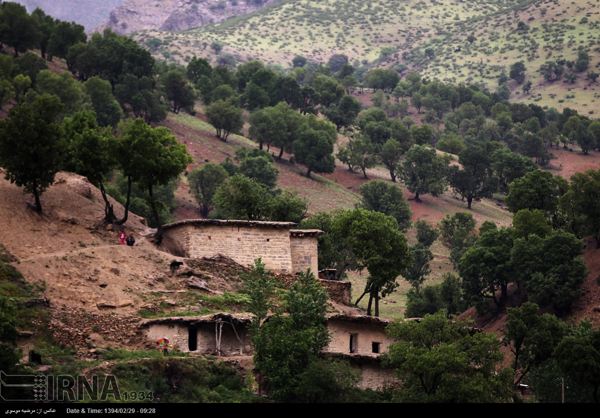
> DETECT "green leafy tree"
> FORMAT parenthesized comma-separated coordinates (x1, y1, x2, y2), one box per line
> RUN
(239, 154, 278, 189)
(269, 190, 308, 223)
(336, 209, 410, 316)
(84, 76, 123, 127)
(410, 124, 435, 146)
(506, 170, 568, 219)
(187, 56, 212, 85)
(450, 143, 497, 209)
(561, 170, 600, 247)
(293, 116, 336, 178)
(385, 312, 513, 402)
(251, 270, 356, 402)
(509, 61, 527, 84)
(205, 99, 243, 141)
(404, 244, 433, 292)
(346, 136, 378, 179)
(0, 2, 39, 57)
(504, 302, 567, 387)
(459, 227, 515, 312)
(312, 74, 344, 107)
(400, 144, 449, 202)
(114, 74, 166, 122)
(63, 111, 117, 222)
(554, 323, 600, 403)
(491, 147, 536, 193)
(67, 30, 154, 85)
(415, 220, 438, 247)
(114, 119, 191, 230)
(31, 8, 54, 60)
(161, 69, 195, 114)
(439, 212, 477, 268)
(380, 138, 404, 182)
(13, 52, 47, 83)
(0, 93, 64, 212)
(212, 174, 273, 220)
(511, 230, 586, 314)
(358, 181, 411, 231)
(323, 95, 361, 130)
(299, 211, 360, 279)
(47, 20, 86, 59)
(365, 69, 399, 92)
(512, 209, 552, 239)
(35, 69, 88, 114)
(188, 164, 229, 217)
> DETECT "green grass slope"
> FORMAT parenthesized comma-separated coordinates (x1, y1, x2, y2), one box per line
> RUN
(399, 0, 600, 114)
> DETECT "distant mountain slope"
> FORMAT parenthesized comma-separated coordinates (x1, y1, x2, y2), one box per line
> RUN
(9, 0, 125, 30)
(103, 0, 280, 34)
(394, 0, 600, 114)
(136, 0, 528, 65)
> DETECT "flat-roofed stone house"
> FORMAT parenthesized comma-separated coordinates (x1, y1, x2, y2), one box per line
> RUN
(159, 219, 322, 274)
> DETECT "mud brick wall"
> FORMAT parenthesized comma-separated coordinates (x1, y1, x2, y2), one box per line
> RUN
(290, 235, 319, 274)
(325, 320, 393, 356)
(319, 279, 352, 305)
(165, 224, 294, 273)
(144, 323, 189, 352)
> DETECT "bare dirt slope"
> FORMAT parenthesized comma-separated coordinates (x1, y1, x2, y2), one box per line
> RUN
(0, 171, 253, 353)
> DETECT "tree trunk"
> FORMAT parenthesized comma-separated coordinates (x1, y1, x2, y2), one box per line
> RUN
(374, 293, 380, 317)
(389, 170, 396, 182)
(415, 191, 421, 202)
(116, 176, 132, 225)
(366, 294, 373, 316)
(306, 168, 312, 178)
(200, 204, 210, 218)
(32, 186, 42, 213)
(278, 147, 284, 160)
(362, 167, 368, 179)
(99, 182, 116, 223)
(467, 195, 473, 209)
(148, 185, 163, 243)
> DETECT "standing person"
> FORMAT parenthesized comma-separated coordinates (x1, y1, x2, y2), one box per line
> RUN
(119, 230, 126, 245)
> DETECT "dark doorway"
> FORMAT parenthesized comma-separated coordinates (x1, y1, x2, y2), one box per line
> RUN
(349, 333, 358, 353)
(372, 342, 381, 354)
(188, 326, 197, 351)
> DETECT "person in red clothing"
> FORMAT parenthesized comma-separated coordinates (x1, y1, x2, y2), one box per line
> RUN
(119, 230, 126, 245)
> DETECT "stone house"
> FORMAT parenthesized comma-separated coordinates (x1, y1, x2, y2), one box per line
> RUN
(141, 313, 253, 356)
(159, 219, 322, 274)
(141, 312, 398, 389)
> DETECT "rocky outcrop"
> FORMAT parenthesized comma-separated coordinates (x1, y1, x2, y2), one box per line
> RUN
(102, 0, 279, 34)
(13, 0, 125, 31)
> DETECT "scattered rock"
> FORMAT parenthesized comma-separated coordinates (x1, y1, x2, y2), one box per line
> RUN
(116, 300, 134, 308)
(110, 268, 120, 276)
(97, 302, 117, 309)
(187, 278, 210, 291)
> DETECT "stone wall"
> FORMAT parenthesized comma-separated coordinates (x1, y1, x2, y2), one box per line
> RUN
(290, 235, 319, 274)
(325, 318, 393, 356)
(144, 323, 189, 352)
(319, 279, 352, 305)
(163, 224, 294, 273)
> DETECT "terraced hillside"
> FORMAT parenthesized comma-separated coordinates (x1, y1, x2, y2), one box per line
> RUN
(136, 0, 526, 65)
(398, 0, 600, 114)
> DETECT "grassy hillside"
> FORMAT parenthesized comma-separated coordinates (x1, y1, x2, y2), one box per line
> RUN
(138, 0, 599, 112)
(400, 0, 600, 114)
(136, 0, 526, 65)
